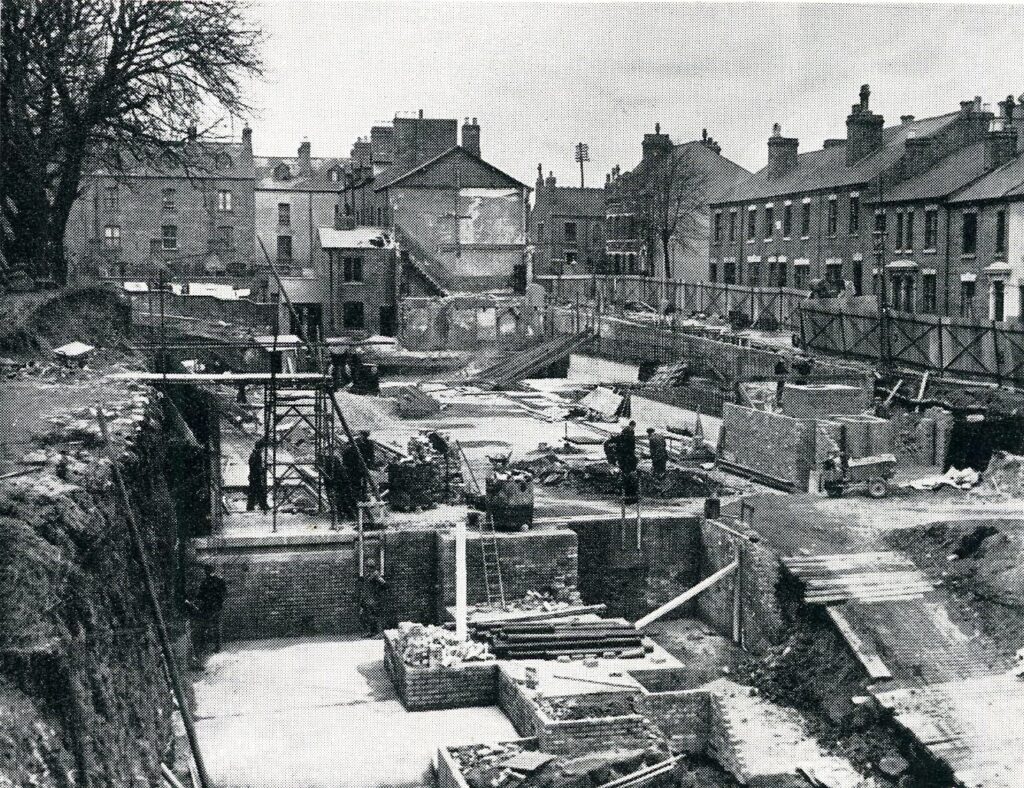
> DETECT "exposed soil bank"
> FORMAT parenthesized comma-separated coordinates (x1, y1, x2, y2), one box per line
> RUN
(0, 377, 196, 785)
(886, 518, 1024, 658)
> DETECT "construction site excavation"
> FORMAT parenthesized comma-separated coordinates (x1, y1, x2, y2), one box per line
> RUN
(6, 281, 1024, 788)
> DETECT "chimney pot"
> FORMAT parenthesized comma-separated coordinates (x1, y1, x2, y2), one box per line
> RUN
(472, 117, 477, 124)
(187, 124, 197, 141)
(418, 109, 424, 118)
(860, 84, 871, 110)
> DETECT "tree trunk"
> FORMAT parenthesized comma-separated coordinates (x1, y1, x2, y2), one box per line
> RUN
(661, 232, 672, 282)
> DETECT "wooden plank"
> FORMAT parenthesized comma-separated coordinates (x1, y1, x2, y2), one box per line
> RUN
(826, 606, 893, 679)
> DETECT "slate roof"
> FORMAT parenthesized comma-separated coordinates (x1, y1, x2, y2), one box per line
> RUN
(878, 141, 988, 203)
(90, 140, 253, 179)
(534, 186, 606, 219)
(373, 146, 527, 191)
(715, 112, 960, 204)
(949, 153, 1024, 203)
(255, 155, 351, 190)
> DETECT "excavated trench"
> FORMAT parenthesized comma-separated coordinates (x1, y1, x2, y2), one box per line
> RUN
(0, 379, 208, 786)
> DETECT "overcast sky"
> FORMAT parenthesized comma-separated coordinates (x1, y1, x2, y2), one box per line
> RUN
(238, 1, 1024, 186)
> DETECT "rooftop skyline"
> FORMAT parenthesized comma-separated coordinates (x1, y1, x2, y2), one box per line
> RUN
(230, 2, 1024, 186)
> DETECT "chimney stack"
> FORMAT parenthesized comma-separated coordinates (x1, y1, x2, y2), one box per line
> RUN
(767, 123, 799, 177)
(298, 139, 312, 175)
(904, 133, 933, 178)
(985, 109, 1018, 171)
(546, 170, 556, 189)
(846, 84, 884, 165)
(187, 124, 198, 142)
(642, 123, 672, 159)
(462, 117, 481, 158)
(240, 125, 253, 170)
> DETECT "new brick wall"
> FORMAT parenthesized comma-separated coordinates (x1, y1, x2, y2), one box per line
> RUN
(382, 529, 439, 626)
(719, 403, 815, 489)
(384, 632, 497, 711)
(637, 689, 712, 755)
(780, 382, 871, 419)
(437, 529, 578, 609)
(697, 520, 785, 653)
(195, 542, 360, 640)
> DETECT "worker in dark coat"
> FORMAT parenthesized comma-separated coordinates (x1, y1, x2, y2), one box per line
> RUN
(647, 428, 668, 477)
(617, 421, 638, 474)
(358, 570, 388, 636)
(246, 438, 268, 512)
(603, 434, 619, 466)
(187, 564, 228, 666)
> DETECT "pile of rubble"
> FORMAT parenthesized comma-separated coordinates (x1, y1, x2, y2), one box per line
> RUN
(470, 586, 585, 616)
(392, 622, 493, 668)
(450, 743, 674, 788)
(519, 458, 726, 500)
(973, 451, 1024, 499)
(536, 693, 638, 722)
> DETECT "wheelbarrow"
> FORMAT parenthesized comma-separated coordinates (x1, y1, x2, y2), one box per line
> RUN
(822, 453, 897, 498)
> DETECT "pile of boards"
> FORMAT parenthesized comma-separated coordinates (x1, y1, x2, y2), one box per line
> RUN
(473, 617, 646, 660)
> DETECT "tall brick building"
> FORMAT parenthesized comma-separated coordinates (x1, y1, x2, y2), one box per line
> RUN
(254, 141, 350, 274)
(605, 126, 748, 281)
(66, 128, 257, 284)
(708, 86, 1023, 319)
(528, 167, 606, 277)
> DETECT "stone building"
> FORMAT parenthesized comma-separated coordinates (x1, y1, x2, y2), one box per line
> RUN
(604, 127, 748, 282)
(708, 86, 1015, 305)
(528, 167, 607, 277)
(66, 127, 256, 285)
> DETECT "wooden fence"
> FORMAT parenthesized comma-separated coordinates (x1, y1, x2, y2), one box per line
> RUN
(535, 275, 809, 332)
(801, 302, 1024, 387)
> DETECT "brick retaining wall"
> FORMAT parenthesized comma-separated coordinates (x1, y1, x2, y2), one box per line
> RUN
(697, 521, 785, 653)
(437, 528, 578, 609)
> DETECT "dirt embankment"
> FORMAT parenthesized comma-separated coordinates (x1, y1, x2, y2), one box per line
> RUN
(0, 285, 132, 357)
(0, 382, 197, 786)
(886, 518, 1024, 658)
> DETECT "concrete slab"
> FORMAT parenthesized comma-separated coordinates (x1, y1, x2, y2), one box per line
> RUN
(194, 636, 517, 788)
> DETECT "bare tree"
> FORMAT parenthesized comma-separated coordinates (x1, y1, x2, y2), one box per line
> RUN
(636, 147, 709, 281)
(1, 1, 262, 285)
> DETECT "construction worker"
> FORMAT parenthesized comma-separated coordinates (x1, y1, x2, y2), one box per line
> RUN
(647, 427, 668, 477)
(247, 438, 268, 512)
(617, 421, 638, 475)
(358, 570, 388, 636)
(618, 421, 639, 504)
(187, 564, 228, 667)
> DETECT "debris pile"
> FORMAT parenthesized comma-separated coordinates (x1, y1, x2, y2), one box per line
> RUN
(470, 586, 585, 615)
(392, 622, 494, 667)
(974, 451, 1024, 499)
(450, 744, 675, 788)
(519, 459, 726, 500)
(536, 693, 638, 721)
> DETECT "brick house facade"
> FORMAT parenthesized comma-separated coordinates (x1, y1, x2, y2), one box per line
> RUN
(605, 126, 747, 282)
(528, 167, 606, 277)
(709, 86, 1023, 314)
(66, 128, 256, 285)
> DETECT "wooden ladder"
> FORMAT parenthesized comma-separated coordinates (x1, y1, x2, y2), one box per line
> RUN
(478, 509, 506, 609)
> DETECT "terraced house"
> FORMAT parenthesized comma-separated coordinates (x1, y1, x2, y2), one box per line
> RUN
(708, 86, 1019, 309)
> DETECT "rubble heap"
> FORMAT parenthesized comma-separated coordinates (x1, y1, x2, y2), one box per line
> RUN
(392, 622, 493, 668)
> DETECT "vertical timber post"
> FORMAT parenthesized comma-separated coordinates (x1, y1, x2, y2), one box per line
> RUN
(455, 515, 468, 641)
(732, 539, 742, 645)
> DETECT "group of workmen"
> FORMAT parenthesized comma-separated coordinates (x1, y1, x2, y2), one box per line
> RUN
(603, 421, 669, 503)
(245, 429, 377, 518)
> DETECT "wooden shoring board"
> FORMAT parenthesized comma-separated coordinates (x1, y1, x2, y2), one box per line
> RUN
(825, 605, 892, 680)
(784, 551, 933, 604)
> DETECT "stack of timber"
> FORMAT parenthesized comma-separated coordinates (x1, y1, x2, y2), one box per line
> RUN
(465, 331, 592, 387)
(475, 618, 646, 659)
(781, 551, 935, 605)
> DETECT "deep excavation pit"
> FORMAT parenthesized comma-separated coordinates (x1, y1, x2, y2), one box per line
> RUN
(1, 381, 205, 786)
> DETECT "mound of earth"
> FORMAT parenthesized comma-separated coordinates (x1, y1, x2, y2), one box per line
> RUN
(0, 285, 131, 357)
(886, 519, 1024, 657)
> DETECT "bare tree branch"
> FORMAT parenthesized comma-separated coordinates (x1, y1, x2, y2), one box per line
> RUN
(1, 0, 263, 285)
